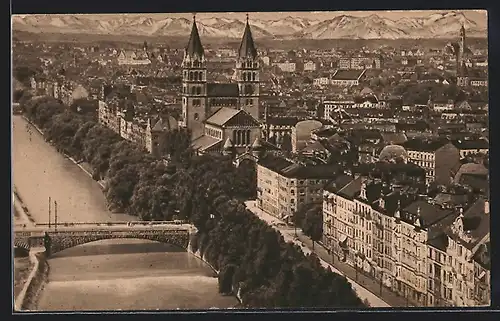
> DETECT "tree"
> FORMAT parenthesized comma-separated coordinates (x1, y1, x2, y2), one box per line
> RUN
(234, 160, 257, 200)
(302, 205, 323, 251)
(219, 264, 238, 294)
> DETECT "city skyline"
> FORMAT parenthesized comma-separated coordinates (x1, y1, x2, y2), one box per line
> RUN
(12, 7, 490, 312)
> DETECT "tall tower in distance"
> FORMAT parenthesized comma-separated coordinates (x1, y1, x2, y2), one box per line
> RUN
(456, 25, 470, 87)
(235, 14, 260, 120)
(181, 14, 208, 136)
(460, 25, 467, 60)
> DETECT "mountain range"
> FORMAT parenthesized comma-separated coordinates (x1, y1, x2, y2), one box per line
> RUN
(12, 11, 487, 40)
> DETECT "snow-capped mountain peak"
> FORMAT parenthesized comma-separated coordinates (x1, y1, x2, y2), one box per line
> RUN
(11, 11, 487, 40)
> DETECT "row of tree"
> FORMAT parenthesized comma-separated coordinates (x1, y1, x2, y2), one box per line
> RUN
(21, 96, 364, 308)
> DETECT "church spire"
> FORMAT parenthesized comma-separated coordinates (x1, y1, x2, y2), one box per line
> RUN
(186, 14, 204, 58)
(238, 13, 258, 59)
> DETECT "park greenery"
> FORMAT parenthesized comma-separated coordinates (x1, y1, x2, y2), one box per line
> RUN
(20, 96, 364, 308)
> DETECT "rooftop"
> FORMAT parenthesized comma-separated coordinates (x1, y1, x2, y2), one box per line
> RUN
(403, 200, 454, 228)
(446, 197, 490, 251)
(324, 174, 354, 194)
(332, 69, 365, 81)
(266, 116, 299, 126)
(191, 135, 222, 152)
(258, 153, 339, 179)
(451, 138, 489, 150)
(401, 138, 450, 152)
(337, 176, 363, 200)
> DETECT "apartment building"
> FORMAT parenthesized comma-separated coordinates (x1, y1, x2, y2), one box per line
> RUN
(339, 56, 382, 70)
(402, 139, 461, 185)
(323, 169, 490, 307)
(322, 99, 355, 120)
(427, 197, 490, 306)
(257, 153, 339, 220)
(98, 98, 177, 155)
(273, 61, 297, 73)
(451, 139, 489, 158)
(303, 60, 318, 71)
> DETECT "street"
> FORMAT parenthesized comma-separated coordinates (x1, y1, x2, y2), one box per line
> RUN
(244, 201, 391, 308)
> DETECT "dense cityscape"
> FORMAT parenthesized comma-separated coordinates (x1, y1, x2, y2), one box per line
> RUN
(12, 10, 489, 310)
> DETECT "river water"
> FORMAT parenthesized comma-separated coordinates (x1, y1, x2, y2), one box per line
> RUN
(12, 116, 237, 311)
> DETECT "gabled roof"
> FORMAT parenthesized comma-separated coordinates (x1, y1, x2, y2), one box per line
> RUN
(191, 135, 222, 152)
(150, 115, 178, 132)
(332, 69, 366, 81)
(402, 138, 450, 152)
(446, 197, 490, 251)
(205, 107, 259, 128)
(186, 18, 204, 58)
(238, 18, 258, 59)
(338, 176, 363, 199)
(403, 200, 453, 227)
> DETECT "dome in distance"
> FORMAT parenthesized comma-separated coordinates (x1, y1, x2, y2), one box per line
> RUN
(379, 145, 408, 162)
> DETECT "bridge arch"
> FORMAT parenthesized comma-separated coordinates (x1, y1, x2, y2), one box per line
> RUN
(45, 230, 190, 256)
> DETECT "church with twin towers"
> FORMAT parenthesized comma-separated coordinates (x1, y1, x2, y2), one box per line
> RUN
(180, 14, 262, 144)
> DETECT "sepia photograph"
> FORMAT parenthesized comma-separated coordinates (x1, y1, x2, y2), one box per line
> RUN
(11, 9, 489, 312)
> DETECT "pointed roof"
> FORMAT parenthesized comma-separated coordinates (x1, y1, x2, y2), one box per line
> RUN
(251, 137, 263, 150)
(238, 15, 258, 59)
(224, 138, 234, 149)
(186, 16, 204, 57)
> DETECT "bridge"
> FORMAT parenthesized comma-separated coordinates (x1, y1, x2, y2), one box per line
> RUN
(13, 221, 196, 256)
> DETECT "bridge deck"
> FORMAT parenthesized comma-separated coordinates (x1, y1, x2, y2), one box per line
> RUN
(14, 223, 192, 234)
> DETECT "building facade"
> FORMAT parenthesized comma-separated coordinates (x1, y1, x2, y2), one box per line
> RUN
(257, 153, 338, 220)
(402, 140, 461, 185)
(181, 16, 260, 138)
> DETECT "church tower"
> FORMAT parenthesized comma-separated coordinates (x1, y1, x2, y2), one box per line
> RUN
(460, 25, 466, 59)
(181, 15, 208, 132)
(457, 25, 470, 87)
(236, 14, 260, 120)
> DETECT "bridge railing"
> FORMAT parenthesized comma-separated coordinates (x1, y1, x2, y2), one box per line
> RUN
(34, 220, 188, 227)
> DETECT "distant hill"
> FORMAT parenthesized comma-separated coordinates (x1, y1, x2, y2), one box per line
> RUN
(12, 11, 487, 40)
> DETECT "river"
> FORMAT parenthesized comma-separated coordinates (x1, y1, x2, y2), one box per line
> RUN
(12, 115, 238, 310)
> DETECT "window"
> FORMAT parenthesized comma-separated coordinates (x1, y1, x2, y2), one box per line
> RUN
(194, 113, 199, 121)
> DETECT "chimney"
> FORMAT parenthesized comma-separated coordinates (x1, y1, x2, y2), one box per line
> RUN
(484, 200, 489, 215)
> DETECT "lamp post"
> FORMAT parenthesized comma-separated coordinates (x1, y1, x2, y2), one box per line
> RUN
(54, 200, 58, 232)
(48, 196, 51, 229)
(355, 252, 359, 281)
(379, 269, 383, 296)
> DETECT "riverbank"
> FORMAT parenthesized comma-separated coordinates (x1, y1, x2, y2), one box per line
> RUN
(13, 185, 46, 312)
(13, 257, 32, 302)
(15, 250, 49, 311)
(22, 115, 107, 190)
(13, 187, 35, 226)
(187, 239, 244, 308)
